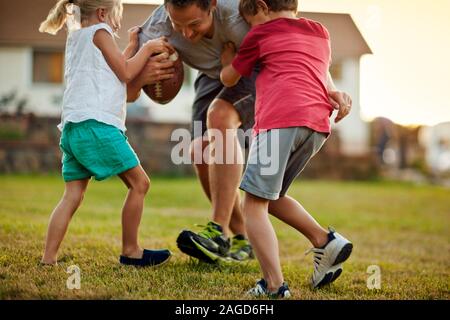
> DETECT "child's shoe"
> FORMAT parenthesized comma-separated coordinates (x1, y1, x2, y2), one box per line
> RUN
(247, 279, 291, 299)
(307, 227, 353, 288)
(119, 249, 171, 267)
(267, 282, 291, 299)
(246, 279, 269, 298)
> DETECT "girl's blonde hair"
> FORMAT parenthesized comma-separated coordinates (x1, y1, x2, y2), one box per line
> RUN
(39, 0, 123, 35)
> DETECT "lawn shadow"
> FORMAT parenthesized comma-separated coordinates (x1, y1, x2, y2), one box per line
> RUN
(173, 256, 260, 275)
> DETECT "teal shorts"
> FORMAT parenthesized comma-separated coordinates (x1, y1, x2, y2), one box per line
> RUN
(59, 120, 140, 182)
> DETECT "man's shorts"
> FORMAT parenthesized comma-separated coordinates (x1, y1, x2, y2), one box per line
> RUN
(240, 127, 327, 200)
(191, 71, 257, 145)
(59, 120, 140, 182)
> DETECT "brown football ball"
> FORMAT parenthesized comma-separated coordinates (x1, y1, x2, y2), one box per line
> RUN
(143, 50, 184, 105)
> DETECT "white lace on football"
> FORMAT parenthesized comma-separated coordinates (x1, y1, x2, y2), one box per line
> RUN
(169, 52, 179, 62)
(155, 82, 163, 98)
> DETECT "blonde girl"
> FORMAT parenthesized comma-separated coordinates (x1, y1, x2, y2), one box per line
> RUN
(40, 0, 173, 267)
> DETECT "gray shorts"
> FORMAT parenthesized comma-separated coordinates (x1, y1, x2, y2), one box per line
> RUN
(240, 127, 327, 200)
(191, 72, 256, 145)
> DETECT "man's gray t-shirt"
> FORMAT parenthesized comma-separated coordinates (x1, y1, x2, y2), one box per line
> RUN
(139, 0, 250, 79)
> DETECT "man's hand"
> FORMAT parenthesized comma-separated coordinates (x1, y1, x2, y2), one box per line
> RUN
(137, 52, 175, 86)
(126, 52, 175, 102)
(328, 90, 352, 123)
(143, 37, 175, 56)
(221, 42, 236, 67)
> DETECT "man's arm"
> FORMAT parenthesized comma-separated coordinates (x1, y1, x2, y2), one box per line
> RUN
(126, 16, 175, 102)
(127, 77, 143, 102)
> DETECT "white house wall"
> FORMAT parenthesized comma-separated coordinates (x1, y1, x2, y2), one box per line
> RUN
(0, 46, 64, 116)
(0, 47, 29, 112)
(332, 58, 370, 155)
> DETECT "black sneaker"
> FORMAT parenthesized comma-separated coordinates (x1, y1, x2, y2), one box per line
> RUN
(268, 282, 291, 299)
(176, 221, 231, 263)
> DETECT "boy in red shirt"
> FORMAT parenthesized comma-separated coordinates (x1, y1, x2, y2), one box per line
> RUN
(221, 0, 353, 298)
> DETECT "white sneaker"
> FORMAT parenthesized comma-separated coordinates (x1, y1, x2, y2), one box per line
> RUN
(307, 228, 353, 288)
(246, 279, 291, 299)
(246, 279, 268, 298)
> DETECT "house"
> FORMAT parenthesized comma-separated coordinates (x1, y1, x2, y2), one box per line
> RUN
(0, 0, 372, 156)
(419, 122, 450, 176)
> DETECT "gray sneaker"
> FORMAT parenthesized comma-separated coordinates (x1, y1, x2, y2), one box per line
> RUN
(307, 228, 353, 288)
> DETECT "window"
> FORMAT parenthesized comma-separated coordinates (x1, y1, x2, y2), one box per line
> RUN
(32, 49, 64, 84)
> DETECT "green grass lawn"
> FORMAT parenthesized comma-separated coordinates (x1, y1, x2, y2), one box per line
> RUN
(0, 175, 449, 299)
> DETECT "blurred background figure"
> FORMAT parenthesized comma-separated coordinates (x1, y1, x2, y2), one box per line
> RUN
(420, 122, 450, 185)
(372, 117, 394, 166)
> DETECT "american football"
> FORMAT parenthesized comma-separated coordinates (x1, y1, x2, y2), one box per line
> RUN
(143, 50, 184, 105)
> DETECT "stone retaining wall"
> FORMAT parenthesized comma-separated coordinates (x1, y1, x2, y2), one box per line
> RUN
(0, 114, 379, 179)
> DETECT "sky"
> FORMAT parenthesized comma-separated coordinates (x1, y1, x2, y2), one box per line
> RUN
(124, 0, 450, 126)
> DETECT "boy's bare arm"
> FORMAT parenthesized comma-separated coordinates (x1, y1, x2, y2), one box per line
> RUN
(326, 71, 353, 123)
(326, 71, 337, 91)
(221, 65, 242, 88)
(220, 42, 242, 87)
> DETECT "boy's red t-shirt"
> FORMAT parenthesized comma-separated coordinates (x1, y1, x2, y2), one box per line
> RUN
(232, 18, 333, 136)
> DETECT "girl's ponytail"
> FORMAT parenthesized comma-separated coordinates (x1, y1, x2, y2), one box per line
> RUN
(39, 0, 72, 35)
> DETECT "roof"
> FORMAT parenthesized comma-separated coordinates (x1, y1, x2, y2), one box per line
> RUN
(0, 0, 372, 59)
(301, 12, 372, 59)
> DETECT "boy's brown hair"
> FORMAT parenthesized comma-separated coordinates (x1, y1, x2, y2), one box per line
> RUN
(239, 0, 298, 17)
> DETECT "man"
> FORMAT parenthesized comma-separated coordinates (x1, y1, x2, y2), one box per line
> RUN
(127, 0, 352, 264)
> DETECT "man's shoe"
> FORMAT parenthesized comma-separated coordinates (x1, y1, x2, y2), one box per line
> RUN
(229, 235, 254, 261)
(177, 221, 231, 263)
